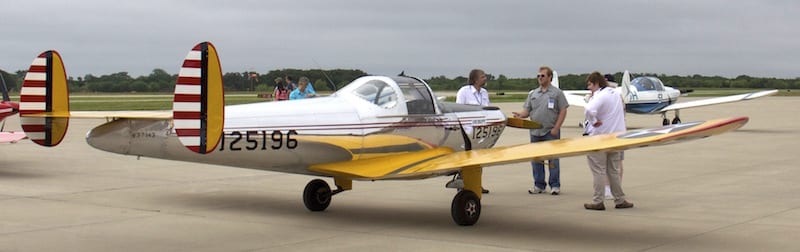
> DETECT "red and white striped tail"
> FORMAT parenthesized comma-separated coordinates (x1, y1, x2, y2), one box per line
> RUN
(172, 42, 225, 154)
(19, 50, 70, 147)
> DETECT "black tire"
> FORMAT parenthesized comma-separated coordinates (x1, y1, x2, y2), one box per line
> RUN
(303, 179, 332, 211)
(451, 190, 481, 226)
(662, 118, 670, 126)
(672, 117, 681, 125)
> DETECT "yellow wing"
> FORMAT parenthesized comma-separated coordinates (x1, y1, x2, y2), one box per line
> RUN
(310, 117, 748, 180)
(308, 147, 454, 179)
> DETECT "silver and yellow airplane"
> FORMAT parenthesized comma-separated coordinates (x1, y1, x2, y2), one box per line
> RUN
(18, 42, 749, 226)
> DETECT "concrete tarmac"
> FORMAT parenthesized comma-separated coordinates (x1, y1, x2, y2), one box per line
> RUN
(1, 96, 798, 251)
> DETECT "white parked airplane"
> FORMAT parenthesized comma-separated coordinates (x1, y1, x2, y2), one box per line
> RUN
(559, 71, 777, 125)
(17, 43, 749, 226)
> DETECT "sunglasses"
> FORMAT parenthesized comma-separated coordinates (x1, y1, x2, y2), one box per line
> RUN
(537, 74, 548, 78)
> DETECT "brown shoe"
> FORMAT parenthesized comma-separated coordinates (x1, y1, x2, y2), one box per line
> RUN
(615, 201, 634, 209)
(584, 202, 605, 210)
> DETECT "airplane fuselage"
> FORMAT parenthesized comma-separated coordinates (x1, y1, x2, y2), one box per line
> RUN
(623, 86, 680, 114)
(86, 76, 506, 179)
(617, 76, 681, 114)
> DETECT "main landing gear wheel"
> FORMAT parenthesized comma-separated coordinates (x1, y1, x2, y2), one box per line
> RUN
(303, 179, 332, 211)
(672, 117, 681, 124)
(662, 118, 670, 126)
(451, 190, 481, 226)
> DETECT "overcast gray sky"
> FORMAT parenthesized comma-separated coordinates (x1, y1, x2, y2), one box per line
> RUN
(2, 0, 798, 79)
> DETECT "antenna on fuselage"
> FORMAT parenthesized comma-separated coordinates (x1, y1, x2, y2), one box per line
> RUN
(312, 59, 337, 92)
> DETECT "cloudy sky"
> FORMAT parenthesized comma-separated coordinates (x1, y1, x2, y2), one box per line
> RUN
(2, 0, 797, 79)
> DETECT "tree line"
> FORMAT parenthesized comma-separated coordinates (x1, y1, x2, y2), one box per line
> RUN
(2, 69, 798, 93)
(0, 68, 367, 93)
(425, 73, 800, 91)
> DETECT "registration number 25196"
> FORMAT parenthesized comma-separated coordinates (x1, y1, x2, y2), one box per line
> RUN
(473, 125, 503, 139)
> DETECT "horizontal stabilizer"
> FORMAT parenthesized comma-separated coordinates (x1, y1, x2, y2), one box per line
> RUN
(20, 111, 173, 119)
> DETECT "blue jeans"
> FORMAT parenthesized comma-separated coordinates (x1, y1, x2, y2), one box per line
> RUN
(531, 132, 560, 189)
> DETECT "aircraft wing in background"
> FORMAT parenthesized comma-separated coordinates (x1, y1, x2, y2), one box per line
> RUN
(659, 90, 778, 112)
(563, 90, 590, 107)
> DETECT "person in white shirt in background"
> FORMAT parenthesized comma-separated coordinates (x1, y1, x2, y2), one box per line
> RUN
(582, 71, 633, 210)
(604, 74, 625, 200)
(456, 69, 489, 106)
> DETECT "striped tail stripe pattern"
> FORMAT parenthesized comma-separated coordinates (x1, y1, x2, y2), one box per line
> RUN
(173, 42, 224, 154)
(19, 50, 70, 147)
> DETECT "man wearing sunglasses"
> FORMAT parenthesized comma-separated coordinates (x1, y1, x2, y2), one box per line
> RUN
(512, 66, 568, 195)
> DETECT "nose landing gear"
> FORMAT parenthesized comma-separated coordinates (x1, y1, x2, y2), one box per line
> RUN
(661, 110, 681, 125)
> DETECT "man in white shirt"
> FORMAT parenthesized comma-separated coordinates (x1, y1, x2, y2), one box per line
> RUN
(456, 69, 489, 106)
(451, 69, 490, 194)
(583, 72, 633, 210)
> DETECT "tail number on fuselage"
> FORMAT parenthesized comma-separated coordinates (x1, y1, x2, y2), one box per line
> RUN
(473, 125, 504, 139)
(219, 130, 298, 151)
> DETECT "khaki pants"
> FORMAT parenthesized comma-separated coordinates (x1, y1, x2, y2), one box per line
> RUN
(587, 151, 625, 204)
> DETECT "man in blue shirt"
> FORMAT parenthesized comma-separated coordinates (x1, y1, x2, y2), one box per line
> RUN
(289, 77, 316, 100)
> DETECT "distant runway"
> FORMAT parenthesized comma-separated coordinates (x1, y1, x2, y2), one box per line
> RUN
(1, 97, 798, 251)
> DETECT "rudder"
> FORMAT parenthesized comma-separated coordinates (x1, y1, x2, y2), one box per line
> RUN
(172, 42, 225, 154)
(19, 50, 69, 147)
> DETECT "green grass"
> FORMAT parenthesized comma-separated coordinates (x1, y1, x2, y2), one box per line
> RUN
(68, 93, 270, 111)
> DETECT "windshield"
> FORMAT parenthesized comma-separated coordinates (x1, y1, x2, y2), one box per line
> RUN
(352, 79, 398, 109)
(631, 77, 664, 91)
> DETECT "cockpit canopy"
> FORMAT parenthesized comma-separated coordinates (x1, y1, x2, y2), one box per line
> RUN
(336, 76, 437, 115)
(631, 77, 665, 91)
